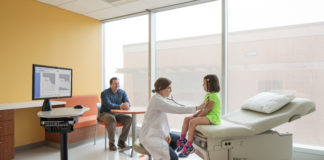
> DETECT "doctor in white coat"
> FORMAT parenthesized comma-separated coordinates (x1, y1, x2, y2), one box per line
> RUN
(139, 77, 206, 160)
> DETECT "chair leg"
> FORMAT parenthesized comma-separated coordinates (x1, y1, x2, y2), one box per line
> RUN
(104, 128, 107, 150)
(94, 122, 98, 145)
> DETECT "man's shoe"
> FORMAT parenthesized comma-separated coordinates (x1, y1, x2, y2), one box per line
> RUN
(109, 142, 117, 151)
(117, 140, 128, 149)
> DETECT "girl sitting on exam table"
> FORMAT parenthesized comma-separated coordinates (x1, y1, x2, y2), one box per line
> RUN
(177, 74, 222, 158)
(139, 77, 206, 160)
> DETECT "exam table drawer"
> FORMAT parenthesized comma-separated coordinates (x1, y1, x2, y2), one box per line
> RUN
(194, 135, 208, 150)
(0, 110, 14, 121)
(0, 120, 14, 136)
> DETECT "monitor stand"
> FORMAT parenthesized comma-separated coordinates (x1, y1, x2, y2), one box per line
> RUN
(42, 99, 52, 111)
(40, 117, 78, 160)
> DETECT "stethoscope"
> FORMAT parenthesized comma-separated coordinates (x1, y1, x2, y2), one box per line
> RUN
(166, 94, 185, 106)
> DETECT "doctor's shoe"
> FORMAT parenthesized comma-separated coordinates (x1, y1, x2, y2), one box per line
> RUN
(118, 140, 128, 149)
(178, 144, 195, 158)
(176, 139, 187, 152)
(109, 142, 117, 151)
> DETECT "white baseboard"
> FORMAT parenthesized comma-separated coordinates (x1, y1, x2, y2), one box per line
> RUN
(293, 144, 324, 160)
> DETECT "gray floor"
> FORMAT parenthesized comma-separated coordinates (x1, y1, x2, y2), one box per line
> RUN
(293, 151, 324, 160)
(14, 137, 324, 160)
(14, 138, 202, 160)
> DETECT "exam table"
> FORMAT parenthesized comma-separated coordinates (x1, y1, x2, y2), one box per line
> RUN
(193, 98, 316, 160)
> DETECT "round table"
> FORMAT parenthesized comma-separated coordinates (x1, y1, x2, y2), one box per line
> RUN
(111, 106, 146, 157)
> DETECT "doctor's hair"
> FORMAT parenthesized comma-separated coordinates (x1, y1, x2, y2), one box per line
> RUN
(152, 77, 172, 93)
(204, 74, 220, 92)
(109, 77, 118, 85)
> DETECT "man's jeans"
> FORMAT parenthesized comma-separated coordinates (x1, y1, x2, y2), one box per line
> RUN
(99, 112, 132, 144)
(169, 132, 180, 160)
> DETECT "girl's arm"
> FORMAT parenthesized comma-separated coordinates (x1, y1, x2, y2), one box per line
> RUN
(155, 95, 208, 114)
(198, 101, 215, 117)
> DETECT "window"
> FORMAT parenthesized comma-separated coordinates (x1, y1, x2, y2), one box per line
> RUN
(103, 0, 324, 149)
(228, 0, 324, 147)
(104, 15, 149, 124)
(155, 1, 222, 130)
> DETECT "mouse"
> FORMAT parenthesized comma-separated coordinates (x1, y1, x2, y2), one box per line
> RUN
(74, 105, 84, 109)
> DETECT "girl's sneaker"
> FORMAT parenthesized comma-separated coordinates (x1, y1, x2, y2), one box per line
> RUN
(176, 139, 187, 152)
(178, 144, 195, 158)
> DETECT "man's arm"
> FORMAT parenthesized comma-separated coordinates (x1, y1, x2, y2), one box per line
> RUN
(121, 90, 130, 106)
(101, 91, 121, 111)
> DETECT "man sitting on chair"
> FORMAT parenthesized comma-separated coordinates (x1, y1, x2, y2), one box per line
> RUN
(100, 77, 132, 151)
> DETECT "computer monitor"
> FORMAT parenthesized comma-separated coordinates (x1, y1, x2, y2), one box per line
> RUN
(32, 64, 72, 111)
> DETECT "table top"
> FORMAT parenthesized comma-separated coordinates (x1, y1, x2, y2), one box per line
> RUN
(0, 100, 66, 110)
(111, 106, 146, 114)
(37, 107, 89, 118)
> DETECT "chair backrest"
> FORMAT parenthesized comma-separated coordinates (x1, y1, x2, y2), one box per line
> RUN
(53, 95, 100, 116)
(97, 103, 101, 121)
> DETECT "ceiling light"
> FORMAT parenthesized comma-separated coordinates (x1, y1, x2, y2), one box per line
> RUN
(104, 0, 138, 6)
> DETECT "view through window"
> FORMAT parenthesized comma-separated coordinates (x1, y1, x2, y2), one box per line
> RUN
(228, 0, 324, 148)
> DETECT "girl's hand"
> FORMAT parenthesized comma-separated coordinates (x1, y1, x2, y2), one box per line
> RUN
(193, 111, 200, 117)
(165, 135, 171, 144)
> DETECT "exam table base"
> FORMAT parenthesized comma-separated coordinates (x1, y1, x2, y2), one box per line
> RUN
(193, 131, 292, 160)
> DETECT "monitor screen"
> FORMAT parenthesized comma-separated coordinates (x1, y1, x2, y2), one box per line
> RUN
(32, 64, 72, 100)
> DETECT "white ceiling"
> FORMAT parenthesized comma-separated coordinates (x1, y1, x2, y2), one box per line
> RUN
(37, 0, 197, 21)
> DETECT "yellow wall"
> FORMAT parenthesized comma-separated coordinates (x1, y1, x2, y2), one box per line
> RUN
(0, 0, 102, 147)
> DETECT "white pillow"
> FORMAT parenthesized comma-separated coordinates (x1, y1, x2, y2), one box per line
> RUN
(241, 92, 295, 114)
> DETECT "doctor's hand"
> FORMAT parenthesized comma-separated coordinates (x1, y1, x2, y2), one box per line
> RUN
(165, 135, 171, 144)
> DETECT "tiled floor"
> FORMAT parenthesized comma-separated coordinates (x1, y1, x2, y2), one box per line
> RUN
(14, 138, 202, 160)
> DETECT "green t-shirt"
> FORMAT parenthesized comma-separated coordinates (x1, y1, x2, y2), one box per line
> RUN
(205, 92, 221, 125)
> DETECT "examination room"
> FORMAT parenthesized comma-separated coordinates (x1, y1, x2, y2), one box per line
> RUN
(1, 0, 324, 160)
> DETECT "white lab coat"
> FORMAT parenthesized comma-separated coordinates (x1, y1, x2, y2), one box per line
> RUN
(139, 94, 196, 160)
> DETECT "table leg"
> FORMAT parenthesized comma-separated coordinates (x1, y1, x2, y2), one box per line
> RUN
(131, 114, 136, 157)
(60, 132, 68, 160)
